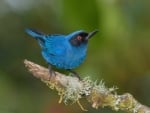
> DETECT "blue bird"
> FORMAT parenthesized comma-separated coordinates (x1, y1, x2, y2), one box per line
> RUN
(25, 29, 98, 79)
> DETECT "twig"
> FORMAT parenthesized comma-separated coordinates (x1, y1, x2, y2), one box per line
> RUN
(24, 59, 150, 113)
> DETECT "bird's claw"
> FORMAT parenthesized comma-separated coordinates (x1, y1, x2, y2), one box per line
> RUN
(48, 65, 56, 80)
(68, 70, 81, 80)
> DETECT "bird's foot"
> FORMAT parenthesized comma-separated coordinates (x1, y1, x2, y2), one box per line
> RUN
(68, 70, 81, 80)
(48, 65, 56, 80)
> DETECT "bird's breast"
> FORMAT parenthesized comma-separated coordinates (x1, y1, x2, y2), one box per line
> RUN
(63, 45, 87, 69)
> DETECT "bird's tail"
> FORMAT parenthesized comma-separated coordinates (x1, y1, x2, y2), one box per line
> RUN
(25, 28, 46, 48)
(25, 28, 45, 39)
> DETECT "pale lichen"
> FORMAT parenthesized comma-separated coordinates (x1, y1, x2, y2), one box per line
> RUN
(87, 80, 118, 109)
(61, 76, 93, 104)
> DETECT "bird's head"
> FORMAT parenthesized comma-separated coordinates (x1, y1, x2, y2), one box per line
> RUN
(67, 30, 98, 47)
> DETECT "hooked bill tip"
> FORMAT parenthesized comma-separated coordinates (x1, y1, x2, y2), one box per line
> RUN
(86, 29, 98, 40)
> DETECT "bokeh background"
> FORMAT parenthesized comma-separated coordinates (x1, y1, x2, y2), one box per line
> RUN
(0, 0, 150, 113)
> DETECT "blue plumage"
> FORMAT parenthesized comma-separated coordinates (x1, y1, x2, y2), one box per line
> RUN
(25, 28, 98, 78)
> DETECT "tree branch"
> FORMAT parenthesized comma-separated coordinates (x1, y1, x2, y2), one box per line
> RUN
(24, 59, 150, 113)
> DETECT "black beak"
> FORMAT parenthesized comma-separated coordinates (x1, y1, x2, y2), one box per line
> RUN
(86, 30, 98, 40)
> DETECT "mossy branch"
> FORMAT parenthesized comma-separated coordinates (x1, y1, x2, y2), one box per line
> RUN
(24, 59, 150, 113)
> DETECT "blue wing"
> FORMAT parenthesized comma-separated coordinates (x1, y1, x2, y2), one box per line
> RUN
(41, 35, 68, 66)
(26, 28, 68, 67)
(44, 35, 66, 56)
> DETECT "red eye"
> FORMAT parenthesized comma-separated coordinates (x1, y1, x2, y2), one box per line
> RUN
(77, 36, 82, 41)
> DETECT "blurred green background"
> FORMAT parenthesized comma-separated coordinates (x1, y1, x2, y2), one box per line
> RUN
(0, 0, 150, 113)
